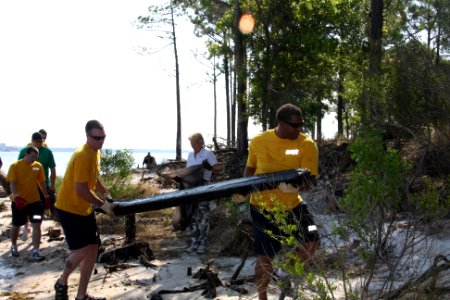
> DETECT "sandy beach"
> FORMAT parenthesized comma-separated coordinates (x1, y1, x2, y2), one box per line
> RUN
(3, 174, 448, 300)
(0, 194, 287, 300)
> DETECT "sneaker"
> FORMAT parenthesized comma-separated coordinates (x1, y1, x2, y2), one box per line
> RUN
(31, 250, 45, 262)
(11, 246, 19, 257)
(54, 279, 68, 300)
(196, 244, 206, 254)
(186, 243, 198, 253)
(274, 268, 292, 297)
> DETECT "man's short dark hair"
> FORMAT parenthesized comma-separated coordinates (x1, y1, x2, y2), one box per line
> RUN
(38, 129, 47, 136)
(85, 120, 104, 133)
(31, 132, 43, 141)
(276, 103, 303, 123)
(26, 145, 39, 155)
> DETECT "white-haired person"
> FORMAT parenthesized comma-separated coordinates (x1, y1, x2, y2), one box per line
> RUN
(185, 132, 219, 254)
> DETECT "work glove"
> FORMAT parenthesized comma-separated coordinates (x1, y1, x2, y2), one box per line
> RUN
(278, 182, 300, 194)
(231, 193, 246, 203)
(14, 196, 27, 210)
(100, 200, 116, 217)
(202, 159, 213, 170)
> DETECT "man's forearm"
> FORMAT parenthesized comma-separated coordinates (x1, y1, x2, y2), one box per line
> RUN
(243, 167, 256, 177)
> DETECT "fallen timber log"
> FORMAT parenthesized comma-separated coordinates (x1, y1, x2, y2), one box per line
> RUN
(111, 168, 312, 216)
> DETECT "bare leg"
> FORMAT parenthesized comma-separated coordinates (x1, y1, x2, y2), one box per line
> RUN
(255, 255, 273, 300)
(58, 244, 98, 289)
(11, 225, 20, 248)
(288, 240, 320, 298)
(76, 244, 99, 299)
(31, 222, 42, 250)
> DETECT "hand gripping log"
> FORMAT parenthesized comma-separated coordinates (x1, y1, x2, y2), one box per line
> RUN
(111, 168, 312, 216)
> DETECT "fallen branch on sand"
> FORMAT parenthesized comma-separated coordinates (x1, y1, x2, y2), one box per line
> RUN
(103, 263, 141, 272)
(97, 241, 154, 264)
(150, 262, 223, 299)
(384, 255, 450, 299)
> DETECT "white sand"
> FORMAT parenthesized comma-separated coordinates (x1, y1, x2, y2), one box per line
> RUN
(0, 196, 286, 300)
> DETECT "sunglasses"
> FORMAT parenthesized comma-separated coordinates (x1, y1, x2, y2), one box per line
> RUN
(284, 121, 303, 128)
(88, 134, 106, 141)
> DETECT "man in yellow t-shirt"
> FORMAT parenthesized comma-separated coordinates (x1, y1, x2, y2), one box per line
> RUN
(243, 103, 320, 300)
(7, 146, 48, 261)
(54, 120, 115, 300)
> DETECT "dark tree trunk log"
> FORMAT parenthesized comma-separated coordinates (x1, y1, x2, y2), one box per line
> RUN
(111, 169, 312, 216)
(124, 214, 136, 245)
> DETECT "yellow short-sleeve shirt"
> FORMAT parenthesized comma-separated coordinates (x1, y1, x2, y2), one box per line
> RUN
(7, 159, 45, 204)
(247, 129, 319, 210)
(55, 144, 101, 216)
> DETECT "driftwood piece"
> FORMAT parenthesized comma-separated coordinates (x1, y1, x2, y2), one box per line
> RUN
(231, 252, 248, 281)
(152, 265, 223, 299)
(112, 169, 312, 216)
(228, 285, 249, 294)
(97, 241, 154, 264)
(384, 255, 450, 299)
(138, 256, 158, 268)
(229, 275, 256, 285)
(202, 271, 218, 298)
(103, 263, 141, 272)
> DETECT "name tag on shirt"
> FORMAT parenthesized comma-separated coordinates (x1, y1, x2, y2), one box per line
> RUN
(285, 149, 299, 155)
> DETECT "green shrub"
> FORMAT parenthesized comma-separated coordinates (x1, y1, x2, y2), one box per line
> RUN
(100, 149, 139, 198)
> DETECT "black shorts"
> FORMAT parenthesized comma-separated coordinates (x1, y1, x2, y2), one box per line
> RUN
(11, 201, 44, 226)
(251, 203, 320, 257)
(55, 208, 98, 250)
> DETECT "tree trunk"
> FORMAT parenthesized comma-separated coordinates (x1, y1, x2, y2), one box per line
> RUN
(113, 169, 313, 215)
(170, 4, 182, 160)
(316, 109, 322, 144)
(232, 61, 236, 146)
(213, 54, 217, 140)
(369, 0, 383, 78)
(124, 214, 136, 245)
(223, 38, 231, 147)
(235, 0, 248, 157)
(435, 0, 441, 65)
(366, 0, 384, 125)
(337, 79, 344, 137)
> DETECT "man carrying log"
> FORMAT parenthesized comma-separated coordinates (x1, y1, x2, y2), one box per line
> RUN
(54, 120, 116, 300)
(238, 103, 320, 300)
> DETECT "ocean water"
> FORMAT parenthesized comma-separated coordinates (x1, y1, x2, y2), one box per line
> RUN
(0, 149, 188, 177)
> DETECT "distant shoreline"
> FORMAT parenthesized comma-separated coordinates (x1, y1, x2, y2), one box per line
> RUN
(0, 147, 187, 153)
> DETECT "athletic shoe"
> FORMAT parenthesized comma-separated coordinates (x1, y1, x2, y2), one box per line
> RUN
(31, 250, 45, 262)
(274, 268, 293, 298)
(196, 244, 206, 254)
(11, 246, 19, 257)
(186, 243, 198, 253)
